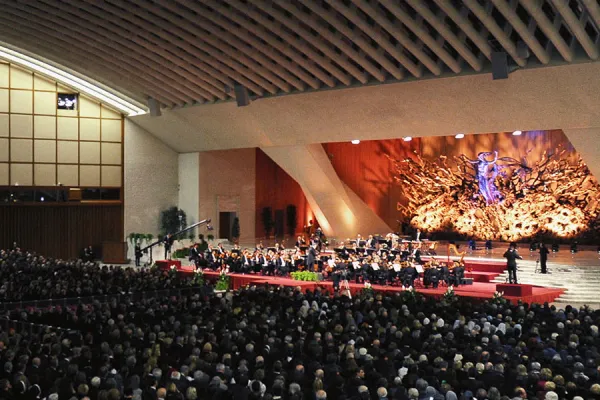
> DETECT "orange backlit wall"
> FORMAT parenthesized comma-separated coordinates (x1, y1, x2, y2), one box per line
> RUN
(323, 130, 574, 230)
(255, 149, 313, 240)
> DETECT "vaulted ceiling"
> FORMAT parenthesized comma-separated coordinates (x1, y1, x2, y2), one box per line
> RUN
(0, 0, 599, 110)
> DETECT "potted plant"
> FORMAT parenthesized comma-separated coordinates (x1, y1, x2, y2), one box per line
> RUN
(160, 207, 187, 236)
(207, 234, 215, 242)
(231, 217, 240, 244)
(215, 274, 230, 291)
(128, 233, 137, 246)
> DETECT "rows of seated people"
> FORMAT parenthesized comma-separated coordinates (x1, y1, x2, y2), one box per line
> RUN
(0, 253, 600, 400)
(0, 247, 196, 302)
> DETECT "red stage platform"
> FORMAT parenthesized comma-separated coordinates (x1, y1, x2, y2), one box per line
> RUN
(163, 263, 563, 305)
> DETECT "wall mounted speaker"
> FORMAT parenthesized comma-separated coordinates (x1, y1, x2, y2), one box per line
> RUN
(491, 52, 509, 80)
(147, 97, 162, 117)
(234, 84, 250, 107)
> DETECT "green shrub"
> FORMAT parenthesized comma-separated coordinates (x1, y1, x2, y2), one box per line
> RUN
(172, 248, 190, 259)
(215, 274, 230, 290)
(290, 271, 319, 281)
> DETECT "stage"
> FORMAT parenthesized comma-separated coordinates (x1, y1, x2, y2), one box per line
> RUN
(156, 259, 565, 305)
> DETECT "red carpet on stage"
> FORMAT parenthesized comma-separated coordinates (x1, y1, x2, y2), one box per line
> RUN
(163, 262, 564, 305)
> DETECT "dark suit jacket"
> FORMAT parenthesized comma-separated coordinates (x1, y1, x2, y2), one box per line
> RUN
(503, 249, 522, 268)
(307, 247, 317, 265)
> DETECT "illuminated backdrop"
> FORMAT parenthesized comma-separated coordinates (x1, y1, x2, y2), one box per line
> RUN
(391, 139, 600, 242)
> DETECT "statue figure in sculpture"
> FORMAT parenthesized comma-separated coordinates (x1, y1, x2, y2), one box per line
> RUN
(465, 151, 500, 204)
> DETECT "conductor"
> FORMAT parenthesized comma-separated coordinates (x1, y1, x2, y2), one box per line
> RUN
(503, 243, 523, 284)
(306, 243, 318, 271)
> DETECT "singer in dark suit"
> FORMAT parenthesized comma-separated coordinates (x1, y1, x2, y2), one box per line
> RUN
(189, 244, 200, 269)
(503, 243, 523, 284)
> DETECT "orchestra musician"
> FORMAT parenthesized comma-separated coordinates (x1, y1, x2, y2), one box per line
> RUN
(365, 235, 376, 249)
(189, 243, 201, 269)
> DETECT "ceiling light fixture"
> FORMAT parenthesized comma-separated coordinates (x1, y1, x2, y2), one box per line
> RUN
(351, 139, 360, 145)
(403, 136, 412, 142)
(0, 43, 146, 116)
(455, 133, 465, 139)
(512, 130, 522, 136)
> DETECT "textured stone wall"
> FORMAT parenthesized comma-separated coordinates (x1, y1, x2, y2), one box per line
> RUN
(124, 119, 178, 240)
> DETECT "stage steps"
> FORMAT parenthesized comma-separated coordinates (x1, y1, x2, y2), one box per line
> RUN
(491, 258, 600, 304)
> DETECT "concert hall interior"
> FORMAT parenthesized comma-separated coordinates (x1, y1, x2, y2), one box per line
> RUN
(5, 3, 600, 399)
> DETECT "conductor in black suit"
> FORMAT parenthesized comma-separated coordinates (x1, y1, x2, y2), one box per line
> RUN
(306, 244, 318, 271)
(539, 242, 549, 274)
(189, 244, 201, 269)
(503, 243, 523, 284)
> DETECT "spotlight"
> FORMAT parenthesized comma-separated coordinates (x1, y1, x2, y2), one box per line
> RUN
(512, 130, 522, 136)
(40, 197, 45, 202)
(351, 140, 360, 145)
(403, 137, 412, 142)
(455, 133, 465, 139)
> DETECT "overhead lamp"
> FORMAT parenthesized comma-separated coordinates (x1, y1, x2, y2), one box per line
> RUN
(351, 139, 360, 145)
(512, 130, 522, 136)
(403, 137, 412, 142)
(0, 43, 146, 116)
(455, 133, 465, 139)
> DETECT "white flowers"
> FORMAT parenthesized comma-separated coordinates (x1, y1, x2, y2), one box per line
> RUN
(364, 282, 372, 289)
(169, 265, 176, 271)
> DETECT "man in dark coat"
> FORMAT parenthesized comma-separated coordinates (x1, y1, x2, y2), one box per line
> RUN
(503, 243, 523, 284)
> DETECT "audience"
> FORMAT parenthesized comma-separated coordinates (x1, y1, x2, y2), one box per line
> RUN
(0, 247, 195, 302)
(0, 247, 600, 400)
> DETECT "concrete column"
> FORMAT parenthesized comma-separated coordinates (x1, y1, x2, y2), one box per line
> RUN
(261, 144, 391, 240)
(178, 152, 200, 225)
(563, 127, 600, 181)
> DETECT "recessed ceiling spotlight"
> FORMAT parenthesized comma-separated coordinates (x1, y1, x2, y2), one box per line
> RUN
(403, 136, 412, 142)
(455, 133, 465, 139)
(351, 139, 360, 144)
(512, 130, 522, 136)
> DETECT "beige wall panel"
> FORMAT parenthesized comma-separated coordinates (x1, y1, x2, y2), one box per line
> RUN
(10, 90, 33, 114)
(57, 83, 74, 93)
(101, 105, 121, 119)
(57, 109, 78, 117)
(34, 164, 56, 186)
(0, 138, 7, 162)
(0, 89, 8, 113)
(101, 119, 121, 142)
(0, 63, 8, 88)
(79, 96, 101, 118)
(10, 139, 32, 162)
(57, 141, 78, 163)
(57, 117, 78, 140)
(34, 74, 56, 91)
(0, 163, 7, 185)
(57, 164, 78, 186)
(80, 165, 100, 186)
(10, 114, 33, 138)
(80, 118, 100, 141)
(34, 116, 56, 139)
(101, 142, 121, 164)
(11, 163, 32, 185)
(34, 91, 56, 115)
(9, 65, 33, 89)
(101, 165, 121, 187)
(0, 114, 8, 137)
(34, 140, 56, 163)
(80, 141, 100, 164)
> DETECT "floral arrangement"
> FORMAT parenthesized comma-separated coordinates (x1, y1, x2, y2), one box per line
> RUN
(400, 285, 422, 303)
(215, 274, 230, 291)
(193, 269, 204, 286)
(492, 290, 507, 304)
(290, 271, 319, 281)
(361, 281, 374, 297)
(168, 264, 177, 279)
(442, 285, 456, 303)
